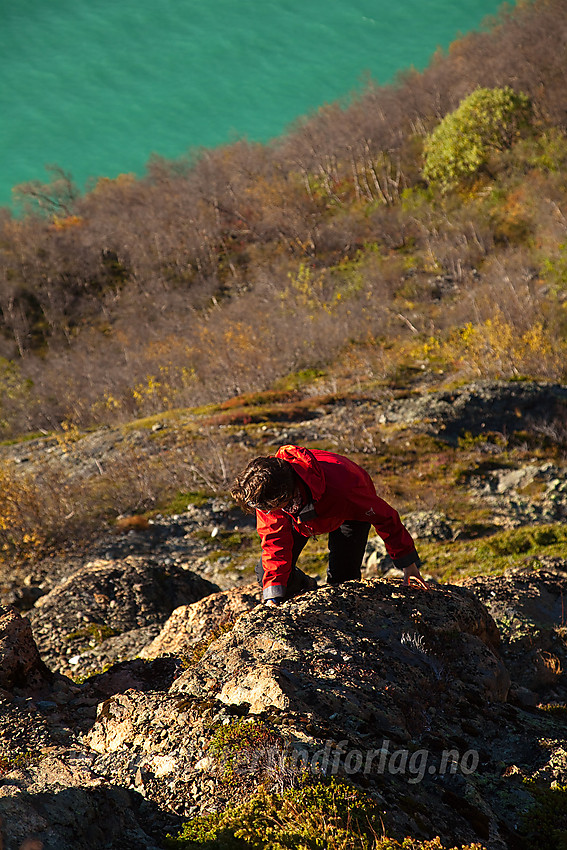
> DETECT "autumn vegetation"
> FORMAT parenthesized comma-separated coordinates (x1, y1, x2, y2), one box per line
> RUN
(1, 0, 567, 438)
(2, 10, 567, 846)
(1, 0, 567, 572)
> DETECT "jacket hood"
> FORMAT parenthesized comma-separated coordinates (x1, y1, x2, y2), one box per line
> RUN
(275, 445, 326, 502)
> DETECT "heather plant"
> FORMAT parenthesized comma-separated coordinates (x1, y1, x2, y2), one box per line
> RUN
(208, 719, 297, 795)
(520, 781, 567, 850)
(167, 779, 483, 850)
(181, 620, 236, 669)
(0, 750, 42, 777)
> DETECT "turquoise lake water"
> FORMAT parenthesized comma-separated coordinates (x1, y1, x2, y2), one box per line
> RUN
(0, 0, 507, 208)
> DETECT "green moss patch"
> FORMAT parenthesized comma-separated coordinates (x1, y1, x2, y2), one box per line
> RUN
(160, 490, 211, 514)
(421, 523, 567, 583)
(64, 623, 120, 646)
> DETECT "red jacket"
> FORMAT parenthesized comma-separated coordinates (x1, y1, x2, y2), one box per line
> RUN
(256, 445, 419, 595)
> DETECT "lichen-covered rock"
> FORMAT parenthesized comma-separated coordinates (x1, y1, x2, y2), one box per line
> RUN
(362, 535, 395, 576)
(83, 691, 214, 821)
(0, 606, 52, 695)
(464, 564, 567, 701)
(27, 557, 219, 674)
(140, 584, 262, 660)
(0, 752, 162, 850)
(171, 578, 509, 723)
(465, 461, 567, 528)
(71, 624, 162, 678)
(79, 574, 567, 848)
(402, 510, 455, 541)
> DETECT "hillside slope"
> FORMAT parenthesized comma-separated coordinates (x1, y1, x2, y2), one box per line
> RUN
(0, 379, 566, 848)
(1, 0, 567, 437)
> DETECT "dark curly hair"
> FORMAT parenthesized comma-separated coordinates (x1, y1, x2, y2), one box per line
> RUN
(230, 456, 295, 513)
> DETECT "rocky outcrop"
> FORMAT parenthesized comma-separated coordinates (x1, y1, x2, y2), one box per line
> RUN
(0, 606, 52, 696)
(171, 579, 509, 718)
(401, 510, 455, 541)
(140, 583, 262, 660)
(84, 690, 209, 820)
(0, 612, 179, 848)
(377, 380, 567, 442)
(463, 460, 567, 528)
(465, 564, 567, 705)
(2, 568, 567, 848)
(86, 577, 518, 844)
(0, 752, 162, 850)
(78, 571, 567, 847)
(27, 557, 219, 675)
(0, 651, 183, 850)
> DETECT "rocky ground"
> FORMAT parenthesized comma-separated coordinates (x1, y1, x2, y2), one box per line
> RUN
(0, 380, 566, 849)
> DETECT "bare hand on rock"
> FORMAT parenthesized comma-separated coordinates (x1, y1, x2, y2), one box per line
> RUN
(402, 562, 429, 590)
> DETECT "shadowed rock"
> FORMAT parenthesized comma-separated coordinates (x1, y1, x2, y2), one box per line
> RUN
(378, 380, 567, 443)
(0, 754, 162, 850)
(0, 606, 52, 696)
(465, 564, 567, 704)
(27, 557, 219, 675)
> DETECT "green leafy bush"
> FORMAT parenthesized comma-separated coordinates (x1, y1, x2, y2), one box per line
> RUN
(423, 86, 531, 190)
(169, 780, 381, 849)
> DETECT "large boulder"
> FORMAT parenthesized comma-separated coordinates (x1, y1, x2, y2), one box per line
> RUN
(0, 610, 165, 849)
(28, 557, 219, 675)
(85, 577, 515, 841)
(170, 578, 509, 721)
(79, 576, 567, 847)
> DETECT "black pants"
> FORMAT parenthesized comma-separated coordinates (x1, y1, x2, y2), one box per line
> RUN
(255, 520, 371, 596)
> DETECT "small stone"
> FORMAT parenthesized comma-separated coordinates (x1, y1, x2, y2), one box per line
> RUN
(36, 700, 58, 711)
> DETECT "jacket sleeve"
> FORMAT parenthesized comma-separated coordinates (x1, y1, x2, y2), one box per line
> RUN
(368, 496, 420, 568)
(256, 509, 295, 600)
(343, 479, 420, 568)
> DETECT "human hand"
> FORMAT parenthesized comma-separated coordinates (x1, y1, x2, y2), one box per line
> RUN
(402, 562, 429, 590)
(264, 599, 281, 607)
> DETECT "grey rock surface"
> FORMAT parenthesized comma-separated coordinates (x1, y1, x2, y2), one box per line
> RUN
(28, 557, 219, 675)
(376, 380, 567, 442)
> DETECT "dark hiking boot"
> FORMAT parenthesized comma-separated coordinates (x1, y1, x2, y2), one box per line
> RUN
(286, 567, 318, 599)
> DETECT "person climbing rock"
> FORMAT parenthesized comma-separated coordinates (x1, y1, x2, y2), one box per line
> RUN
(230, 444, 427, 606)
